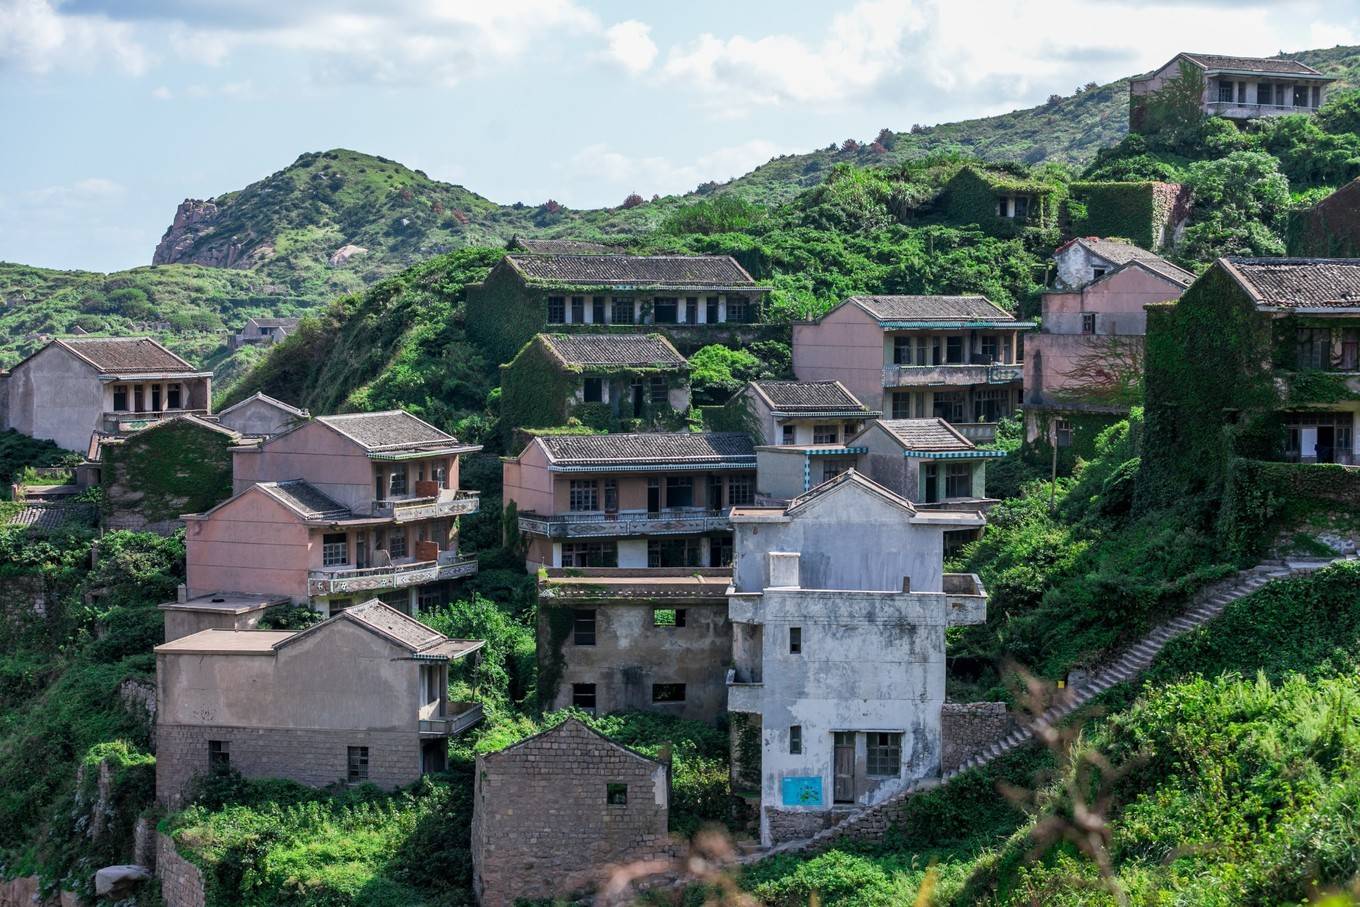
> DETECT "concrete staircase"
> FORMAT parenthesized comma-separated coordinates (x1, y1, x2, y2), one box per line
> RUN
(741, 557, 1346, 863)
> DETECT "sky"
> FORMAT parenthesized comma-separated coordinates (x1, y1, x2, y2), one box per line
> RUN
(2, 0, 1358, 274)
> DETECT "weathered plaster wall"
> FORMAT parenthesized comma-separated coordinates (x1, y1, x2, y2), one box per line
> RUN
(3, 344, 104, 451)
(793, 305, 887, 413)
(184, 488, 311, 600)
(216, 398, 304, 437)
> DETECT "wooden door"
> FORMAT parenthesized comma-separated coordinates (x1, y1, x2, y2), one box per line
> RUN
(833, 732, 855, 803)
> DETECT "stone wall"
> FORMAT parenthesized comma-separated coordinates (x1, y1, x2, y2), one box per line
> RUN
(940, 702, 1018, 773)
(156, 724, 420, 808)
(157, 833, 206, 907)
(472, 718, 677, 907)
(0, 877, 77, 907)
(765, 807, 836, 844)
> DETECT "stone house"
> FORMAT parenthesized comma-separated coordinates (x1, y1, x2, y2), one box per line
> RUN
(939, 166, 1065, 236)
(1288, 178, 1360, 258)
(97, 414, 239, 534)
(503, 431, 756, 571)
(0, 336, 212, 452)
(1026, 239, 1193, 444)
(471, 718, 675, 907)
(500, 333, 690, 433)
(184, 410, 481, 615)
(229, 317, 300, 349)
(215, 392, 310, 438)
(464, 253, 773, 362)
(792, 295, 1033, 441)
(155, 599, 484, 808)
(725, 470, 987, 845)
(734, 380, 878, 447)
(1130, 53, 1334, 128)
(1145, 257, 1360, 469)
(536, 568, 732, 723)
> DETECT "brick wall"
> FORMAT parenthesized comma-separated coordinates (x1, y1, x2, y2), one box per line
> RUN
(156, 724, 421, 807)
(940, 702, 1017, 773)
(471, 719, 677, 907)
(157, 834, 205, 907)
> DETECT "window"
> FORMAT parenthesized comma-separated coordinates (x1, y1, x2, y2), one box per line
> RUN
(727, 297, 748, 323)
(347, 746, 370, 782)
(653, 608, 686, 627)
(654, 297, 678, 323)
(611, 297, 635, 324)
(112, 386, 128, 411)
(980, 335, 999, 363)
(1218, 80, 1235, 103)
(822, 459, 853, 482)
(866, 732, 902, 777)
(945, 463, 972, 498)
(592, 296, 607, 324)
(562, 541, 617, 568)
(1312, 86, 1322, 108)
(921, 462, 939, 503)
(891, 392, 913, 420)
(706, 296, 720, 323)
(572, 682, 597, 711)
(710, 536, 733, 567)
(389, 468, 408, 496)
(1342, 329, 1359, 371)
(573, 609, 596, 645)
(571, 296, 586, 323)
(893, 335, 913, 365)
(569, 480, 599, 512)
(685, 297, 699, 324)
(604, 479, 618, 512)
(652, 683, 686, 703)
(547, 296, 565, 323)
(1297, 328, 1331, 370)
(1294, 85, 1311, 108)
(997, 197, 1010, 218)
(418, 586, 444, 611)
(1055, 418, 1073, 448)
(1092, 266, 1108, 280)
(606, 782, 628, 805)
(1013, 196, 1030, 219)
(727, 475, 754, 507)
(782, 425, 796, 444)
(583, 377, 604, 403)
(208, 740, 230, 771)
(933, 392, 965, 422)
(387, 530, 407, 559)
(648, 537, 702, 568)
(789, 626, 802, 654)
(945, 336, 964, 364)
(1082, 312, 1097, 335)
(789, 726, 802, 755)
(813, 424, 838, 445)
(1237, 81, 1248, 103)
(665, 475, 694, 508)
(167, 383, 182, 409)
(975, 388, 1013, 423)
(650, 377, 669, 404)
(322, 533, 348, 567)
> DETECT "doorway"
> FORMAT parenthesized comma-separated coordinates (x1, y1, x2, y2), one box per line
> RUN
(632, 382, 645, 419)
(833, 732, 855, 804)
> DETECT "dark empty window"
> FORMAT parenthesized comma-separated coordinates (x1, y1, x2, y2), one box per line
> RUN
(893, 335, 913, 365)
(945, 336, 964, 364)
(813, 424, 838, 444)
(1294, 85, 1311, 108)
(572, 682, 597, 711)
(607, 782, 628, 805)
(653, 608, 686, 627)
(1081, 313, 1097, 335)
(612, 297, 634, 324)
(583, 377, 604, 403)
(706, 296, 720, 323)
(1218, 81, 1235, 103)
(571, 296, 585, 323)
(782, 425, 796, 444)
(945, 463, 972, 498)
(547, 296, 565, 323)
(1013, 196, 1030, 219)
(653, 297, 678, 323)
(685, 297, 699, 323)
(727, 297, 748, 323)
(866, 733, 902, 776)
(665, 476, 693, 508)
(561, 541, 617, 568)
(789, 626, 802, 654)
(790, 725, 802, 755)
(652, 683, 686, 703)
(112, 386, 128, 411)
(592, 296, 606, 323)
(650, 377, 669, 404)
(348, 746, 369, 782)
(167, 383, 182, 409)
(208, 740, 230, 771)
(1297, 328, 1331, 370)
(728, 475, 754, 507)
(573, 609, 596, 645)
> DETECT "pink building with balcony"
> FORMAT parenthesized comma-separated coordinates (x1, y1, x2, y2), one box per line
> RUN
(179, 410, 481, 617)
(1130, 52, 1334, 127)
(792, 296, 1034, 443)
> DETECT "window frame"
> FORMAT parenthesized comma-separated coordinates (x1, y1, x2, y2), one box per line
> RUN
(789, 626, 802, 655)
(572, 682, 597, 711)
(347, 745, 370, 783)
(208, 739, 230, 771)
(322, 533, 348, 567)
(569, 479, 599, 512)
(866, 732, 902, 777)
(547, 296, 566, 324)
(573, 608, 597, 646)
(789, 725, 802, 755)
(606, 782, 628, 805)
(651, 682, 687, 703)
(812, 424, 838, 445)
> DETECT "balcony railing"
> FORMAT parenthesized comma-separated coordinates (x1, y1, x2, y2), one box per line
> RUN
(308, 550, 478, 596)
(725, 668, 763, 714)
(1205, 100, 1318, 118)
(881, 363, 1021, 388)
(518, 508, 733, 539)
(418, 702, 483, 736)
(372, 490, 479, 522)
(1282, 450, 1357, 466)
(952, 422, 999, 442)
(101, 408, 209, 433)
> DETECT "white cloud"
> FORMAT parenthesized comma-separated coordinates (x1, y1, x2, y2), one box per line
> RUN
(0, 0, 148, 74)
(26, 176, 125, 206)
(150, 84, 172, 99)
(601, 20, 657, 75)
(565, 139, 789, 201)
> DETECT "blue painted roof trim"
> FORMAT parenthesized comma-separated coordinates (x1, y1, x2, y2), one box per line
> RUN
(901, 450, 1005, 459)
(877, 320, 1038, 330)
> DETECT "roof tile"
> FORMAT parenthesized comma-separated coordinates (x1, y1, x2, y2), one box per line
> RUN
(507, 254, 756, 287)
(538, 431, 755, 466)
(318, 410, 462, 452)
(1224, 258, 1360, 308)
(540, 333, 687, 368)
(1181, 53, 1325, 76)
(752, 381, 868, 413)
(845, 295, 1015, 322)
(876, 418, 975, 451)
(58, 337, 197, 373)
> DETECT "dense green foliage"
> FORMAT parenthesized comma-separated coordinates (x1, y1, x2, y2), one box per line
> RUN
(100, 419, 235, 525)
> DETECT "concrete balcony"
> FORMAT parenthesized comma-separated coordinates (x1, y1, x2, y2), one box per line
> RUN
(517, 508, 732, 539)
(952, 422, 998, 443)
(1204, 100, 1318, 119)
(881, 363, 1022, 388)
(308, 549, 478, 596)
(372, 489, 479, 522)
(943, 572, 988, 626)
(418, 702, 483, 736)
(726, 668, 763, 714)
(101, 408, 209, 434)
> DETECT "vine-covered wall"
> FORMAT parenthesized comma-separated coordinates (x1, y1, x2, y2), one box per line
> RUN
(465, 260, 547, 366)
(1067, 181, 1189, 251)
(939, 167, 1066, 237)
(1287, 178, 1360, 257)
(1219, 458, 1360, 559)
(100, 420, 235, 533)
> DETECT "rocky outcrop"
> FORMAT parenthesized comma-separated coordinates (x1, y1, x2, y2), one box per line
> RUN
(328, 244, 368, 266)
(0, 877, 78, 906)
(152, 198, 258, 268)
(94, 865, 150, 899)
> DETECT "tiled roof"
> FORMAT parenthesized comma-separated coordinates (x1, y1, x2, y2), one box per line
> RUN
(258, 480, 351, 520)
(217, 392, 309, 419)
(56, 337, 198, 374)
(1221, 258, 1360, 309)
(506, 254, 757, 287)
(318, 410, 462, 452)
(877, 418, 975, 451)
(508, 237, 624, 254)
(751, 381, 868, 413)
(249, 317, 300, 329)
(344, 600, 445, 650)
(538, 431, 755, 466)
(1073, 239, 1194, 286)
(539, 333, 686, 368)
(1181, 53, 1325, 76)
(6, 503, 96, 532)
(846, 295, 1015, 322)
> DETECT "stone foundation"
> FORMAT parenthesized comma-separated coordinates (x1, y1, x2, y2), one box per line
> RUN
(157, 833, 205, 907)
(764, 807, 837, 844)
(940, 702, 1017, 773)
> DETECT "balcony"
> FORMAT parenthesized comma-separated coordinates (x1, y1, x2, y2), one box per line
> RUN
(943, 572, 988, 626)
(418, 702, 483, 736)
(517, 508, 733, 539)
(726, 668, 763, 714)
(373, 489, 479, 522)
(881, 363, 1022, 389)
(1204, 100, 1318, 119)
(101, 408, 209, 433)
(308, 549, 478, 596)
(952, 422, 999, 443)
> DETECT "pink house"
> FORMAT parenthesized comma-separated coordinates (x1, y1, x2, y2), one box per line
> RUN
(1025, 240, 1192, 443)
(792, 295, 1034, 442)
(182, 410, 481, 616)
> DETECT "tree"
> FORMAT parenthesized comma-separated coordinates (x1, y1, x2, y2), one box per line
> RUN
(1180, 151, 1290, 262)
(687, 344, 762, 405)
(841, 139, 861, 153)
(875, 128, 897, 150)
(620, 193, 644, 209)
(1054, 336, 1144, 407)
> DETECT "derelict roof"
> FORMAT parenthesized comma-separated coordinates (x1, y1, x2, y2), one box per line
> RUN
(257, 480, 352, 520)
(158, 591, 290, 615)
(154, 629, 297, 654)
(34, 337, 203, 375)
(1059, 238, 1194, 288)
(537, 333, 687, 368)
(217, 391, 309, 420)
(503, 253, 763, 289)
(869, 418, 975, 451)
(96, 414, 241, 455)
(316, 410, 480, 457)
(1178, 52, 1329, 77)
(481, 716, 663, 766)
(1218, 257, 1360, 310)
(837, 295, 1018, 324)
(747, 380, 873, 415)
(507, 237, 625, 254)
(534, 431, 756, 470)
(274, 599, 484, 661)
(246, 317, 300, 329)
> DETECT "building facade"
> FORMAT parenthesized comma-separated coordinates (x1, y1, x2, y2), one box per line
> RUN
(503, 431, 757, 571)
(735, 380, 878, 447)
(1130, 52, 1334, 127)
(155, 600, 484, 807)
(792, 295, 1032, 442)
(1288, 178, 1360, 259)
(724, 471, 987, 845)
(229, 317, 300, 349)
(215, 392, 310, 438)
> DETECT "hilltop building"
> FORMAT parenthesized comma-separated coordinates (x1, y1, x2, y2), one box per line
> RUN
(725, 470, 987, 845)
(465, 253, 772, 361)
(792, 295, 1032, 441)
(229, 317, 301, 350)
(0, 337, 212, 452)
(500, 333, 690, 433)
(503, 432, 756, 571)
(938, 167, 1064, 235)
(734, 380, 878, 447)
(1288, 178, 1360, 259)
(1130, 52, 1334, 129)
(155, 600, 484, 807)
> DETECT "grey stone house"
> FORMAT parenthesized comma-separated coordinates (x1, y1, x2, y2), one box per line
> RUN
(471, 718, 675, 907)
(155, 600, 484, 807)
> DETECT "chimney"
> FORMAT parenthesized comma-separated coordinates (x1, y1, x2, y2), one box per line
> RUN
(901, 576, 911, 593)
(768, 552, 801, 589)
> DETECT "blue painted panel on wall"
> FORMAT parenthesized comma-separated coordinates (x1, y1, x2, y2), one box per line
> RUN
(780, 775, 823, 806)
